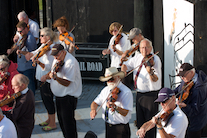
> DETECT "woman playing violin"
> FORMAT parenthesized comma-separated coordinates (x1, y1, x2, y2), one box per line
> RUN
(173, 63, 207, 138)
(25, 27, 58, 131)
(53, 16, 76, 56)
(137, 88, 188, 138)
(0, 55, 19, 112)
(102, 22, 131, 69)
(90, 67, 133, 138)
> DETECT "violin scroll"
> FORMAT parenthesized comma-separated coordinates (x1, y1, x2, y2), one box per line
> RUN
(0, 72, 10, 85)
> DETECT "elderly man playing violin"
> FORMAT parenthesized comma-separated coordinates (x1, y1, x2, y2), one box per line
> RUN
(173, 63, 207, 138)
(137, 88, 188, 138)
(90, 67, 133, 138)
(121, 38, 161, 138)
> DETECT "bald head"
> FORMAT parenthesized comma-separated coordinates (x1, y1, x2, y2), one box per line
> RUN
(12, 74, 29, 93)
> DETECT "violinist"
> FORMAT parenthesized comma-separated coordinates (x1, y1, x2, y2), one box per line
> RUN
(7, 21, 37, 95)
(24, 27, 58, 131)
(137, 88, 188, 138)
(102, 22, 131, 69)
(0, 55, 19, 112)
(13, 11, 39, 44)
(41, 44, 82, 138)
(121, 28, 144, 62)
(120, 28, 145, 88)
(173, 63, 207, 138)
(53, 16, 76, 56)
(90, 67, 133, 138)
(4, 74, 35, 138)
(121, 38, 161, 138)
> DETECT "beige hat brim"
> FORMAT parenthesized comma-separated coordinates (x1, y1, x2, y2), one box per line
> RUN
(99, 71, 125, 82)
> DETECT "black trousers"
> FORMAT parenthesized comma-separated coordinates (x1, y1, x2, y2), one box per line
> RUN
(185, 130, 201, 138)
(136, 91, 159, 138)
(56, 95, 77, 138)
(105, 122, 130, 138)
(39, 81, 55, 114)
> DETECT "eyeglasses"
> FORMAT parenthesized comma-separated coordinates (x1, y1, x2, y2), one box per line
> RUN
(0, 66, 7, 72)
(182, 71, 190, 78)
(107, 77, 115, 82)
(17, 28, 25, 33)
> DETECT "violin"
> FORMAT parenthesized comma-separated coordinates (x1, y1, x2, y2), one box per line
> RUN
(109, 87, 120, 102)
(143, 53, 155, 67)
(40, 60, 64, 87)
(0, 72, 10, 85)
(32, 44, 50, 67)
(179, 81, 194, 102)
(112, 34, 123, 52)
(119, 43, 140, 66)
(52, 60, 64, 73)
(59, 32, 79, 50)
(159, 109, 174, 121)
(17, 35, 28, 58)
(8, 36, 27, 57)
(0, 91, 21, 107)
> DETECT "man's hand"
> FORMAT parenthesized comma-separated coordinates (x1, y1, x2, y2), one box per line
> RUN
(40, 75, 47, 82)
(106, 101, 116, 112)
(136, 128, 146, 138)
(176, 100, 187, 108)
(13, 35, 19, 43)
(102, 49, 110, 55)
(49, 72, 57, 80)
(90, 109, 97, 120)
(7, 49, 11, 55)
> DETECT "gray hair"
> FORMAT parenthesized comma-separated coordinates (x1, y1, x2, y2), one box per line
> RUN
(140, 38, 154, 53)
(40, 27, 59, 42)
(0, 55, 10, 67)
(17, 11, 28, 20)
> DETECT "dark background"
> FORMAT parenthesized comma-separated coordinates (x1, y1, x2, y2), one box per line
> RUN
(0, 0, 207, 75)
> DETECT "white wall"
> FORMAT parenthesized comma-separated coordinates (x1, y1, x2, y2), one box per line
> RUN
(163, 0, 194, 88)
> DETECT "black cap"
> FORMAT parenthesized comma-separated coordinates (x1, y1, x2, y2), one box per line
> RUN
(177, 63, 194, 77)
(154, 88, 175, 103)
(50, 44, 64, 56)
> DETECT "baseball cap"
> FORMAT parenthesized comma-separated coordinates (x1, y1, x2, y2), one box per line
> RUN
(128, 28, 142, 40)
(154, 88, 175, 103)
(50, 44, 64, 56)
(177, 63, 194, 77)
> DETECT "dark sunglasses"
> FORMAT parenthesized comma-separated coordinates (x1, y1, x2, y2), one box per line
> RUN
(107, 77, 115, 82)
(17, 28, 25, 33)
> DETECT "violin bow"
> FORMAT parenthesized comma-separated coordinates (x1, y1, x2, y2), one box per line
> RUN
(91, 79, 121, 120)
(126, 51, 159, 77)
(64, 23, 79, 50)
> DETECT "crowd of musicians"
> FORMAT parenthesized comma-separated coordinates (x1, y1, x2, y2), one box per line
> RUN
(0, 10, 207, 138)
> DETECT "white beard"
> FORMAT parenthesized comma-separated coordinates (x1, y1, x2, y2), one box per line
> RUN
(107, 82, 115, 90)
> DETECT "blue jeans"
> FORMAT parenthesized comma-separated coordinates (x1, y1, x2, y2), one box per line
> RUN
(18, 69, 36, 95)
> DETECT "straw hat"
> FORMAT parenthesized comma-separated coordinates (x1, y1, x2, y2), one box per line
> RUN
(99, 67, 125, 82)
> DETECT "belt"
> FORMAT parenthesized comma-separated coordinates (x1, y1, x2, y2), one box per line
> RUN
(106, 122, 128, 127)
